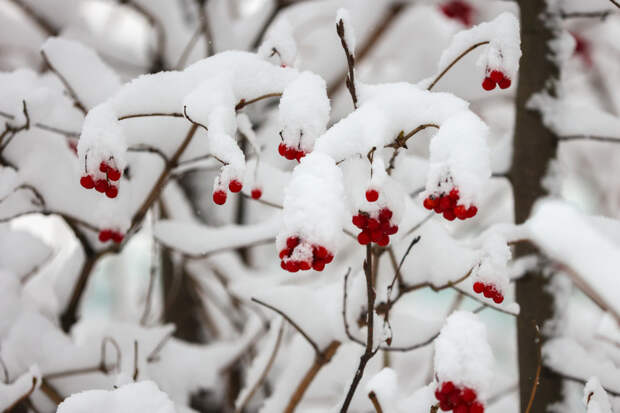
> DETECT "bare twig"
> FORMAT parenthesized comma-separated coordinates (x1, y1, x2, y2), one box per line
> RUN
(118, 112, 184, 121)
(41, 51, 88, 115)
(427, 41, 490, 91)
(196, 0, 214, 57)
(235, 93, 282, 111)
(559, 135, 620, 143)
(132, 340, 139, 381)
(336, 17, 358, 109)
(524, 324, 542, 413)
(368, 391, 384, 413)
(146, 331, 173, 363)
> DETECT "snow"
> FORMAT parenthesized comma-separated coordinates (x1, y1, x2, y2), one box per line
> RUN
(336, 8, 356, 53)
(0, 365, 40, 411)
(57, 380, 176, 413)
(0, 228, 50, 278)
(366, 368, 398, 410)
(257, 18, 297, 68)
(526, 199, 620, 317)
(434, 311, 494, 400)
(41, 37, 121, 109)
(584, 377, 613, 413)
(278, 152, 345, 254)
(437, 12, 521, 82)
(278, 71, 330, 153)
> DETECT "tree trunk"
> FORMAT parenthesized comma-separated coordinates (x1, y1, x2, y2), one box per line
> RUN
(511, 1, 562, 412)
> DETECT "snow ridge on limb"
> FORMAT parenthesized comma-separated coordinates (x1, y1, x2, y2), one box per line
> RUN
(584, 377, 613, 413)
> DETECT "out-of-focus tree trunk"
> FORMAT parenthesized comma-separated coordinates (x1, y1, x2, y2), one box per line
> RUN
(511, 1, 562, 412)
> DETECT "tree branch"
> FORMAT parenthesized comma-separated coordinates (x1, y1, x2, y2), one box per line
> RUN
(336, 17, 357, 109)
(368, 391, 383, 413)
(558, 135, 620, 143)
(41, 51, 88, 115)
(427, 41, 490, 91)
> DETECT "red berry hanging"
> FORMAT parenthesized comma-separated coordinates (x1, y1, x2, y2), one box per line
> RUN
(229, 179, 243, 193)
(95, 179, 108, 193)
(278, 142, 287, 157)
(105, 185, 118, 199)
(80, 175, 95, 189)
(482, 77, 495, 91)
(107, 168, 121, 181)
(213, 190, 227, 205)
(98, 229, 111, 242)
(111, 231, 124, 243)
(99, 161, 108, 173)
(498, 76, 511, 89)
(365, 189, 379, 202)
(251, 188, 262, 199)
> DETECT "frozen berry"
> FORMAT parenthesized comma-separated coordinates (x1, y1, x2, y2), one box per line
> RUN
(99, 161, 108, 173)
(482, 77, 496, 91)
(251, 188, 262, 199)
(95, 179, 108, 193)
(441, 382, 455, 395)
(473, 282, 484, 294)
(105, 185, 118, 199)
(80, 175, 95, 189)
(213, 190, 227, 205)
(377, 234, 390, 247)
(314, 246, 329, 259)
(379, 208, 393, 221)
(107, 168, 121, 181)
(98, 230, 111, 242)
(279, 249, 289, 259)
(365, 189, 379, 202)
(483, 285, 495, 298)
(470, 402, 484, 413)
(386, 225, 398, 235)
(299, 261, 311, 271)
(489, 70, 504, 83)
(439, 196, 452, 211)
(285, 148, 297, 160)
(462, 387, 476, 403)
(312, 261, 325, 271)
(367, 218, 380, 230)
(229, 179, 243, 193)
(424, 197, 437, 210)
(498, 76, 511, 89)
(357, 231, 371, 245)
(454, 405, 469, 413)
(443, 209, 456, 221)
(466, 206, 478, 218)
(454, 205, 468, 220)
(278, 142, 287, 157)
(111, 231, 124, 243)
(493, 294, 504, 304)
(286, 236, 300, 249)
(352, 214, 367, 229)
(449, 188, 460, 201)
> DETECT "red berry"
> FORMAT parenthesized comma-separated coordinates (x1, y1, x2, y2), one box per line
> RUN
(95, 179, 108, 193)
(352, 214, 368, 229)
(80, 175, 95, 189)
(98, 230, 111, 242)
(280, 261, 287, 270)
(278, 142, 287, 156)
(423, 197, 436, 210)
(386, 225, 398, 235)
(379, 208, 393, 221)
(498, 76, 511, 89)
(370, 230, 383, 243)
(251, 188, 262, 199)
(287, 261, 299, 273)
(448, 391, 461, 406)
(439, 196, 452, 212)
(377, 234, 390, 247)
(473, 282, 484, 294)
(325, 253, 334, 263)
(357, 231, 371, 245)
(107, 168, 121, 181)
(295, 150, 306, 161)
(314, 246, 329, 259)
(462, 387, 477, 403)
(493, 293, 504, 304)
(286, 237, 300, 249)
(443, 209, 456, 221)
(279, 249, 289, 259)
(285, 148, 297, 160)
(312, 260, 325, 271)
(99, 161, 108, 173)
(483, 285, 495, 298)
(482, 77, 496, 91)
(449, 188, 460, 201)
(439, 400, 452, 411)
(435, 389, 443, 401)
(299, 261, 311, 271)
(111, 231, 124, 243)
(489, 70, 504, 83)
(213, 190, 227, 205)
(454, 404, 469, 413)
(229, 179, 243, 193)
(365, 189, 379, 202)
(470, 402, 484, 413)
(105, 185, 118, 199)
(466, 206, 478, 218)
(441, 382, 455, 395)
(367, 218, 380, 230)
(454, 205, 468, 220)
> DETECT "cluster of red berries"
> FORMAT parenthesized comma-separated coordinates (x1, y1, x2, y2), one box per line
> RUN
(440, 0, 474, 26)
(80, 161, 122, 198)
(213, 179, 243, 205)
(473, 282, 504, 304)
(435, 381, 484, 413)
(482, 70, 511, 91)
(423, 189, 477, 221)
(571, 32, 592, 67)
(352, 208, 398, 247)
(98, 229, 124, 244)
(279, 236, 333, 272)
(278, 142, 306, 162)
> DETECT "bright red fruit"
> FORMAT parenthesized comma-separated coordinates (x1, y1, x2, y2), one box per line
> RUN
(286, 236, 300, 249)
(105, 185, 118, 199)
(357, 231, 371, 245)
(229, 179, 243, 193)
(454, 405, 468, 413)
(470, 402, 484, 413)
(466, 206, 478, 218)
(443, 209, 456, 221)
(80, 175, 95, 189)
(493, 294, 504, 304)
(99, 161, 108, 173)
(365, 189, 379, 202)
(352, 214, 367, 228)
(312, 261, 325, 271)
(462, 387, 477, 403)
(95, 179, 108, 193)
(98, 230, 111, 242)
(278, 143, 287, 156)
(251, 188, 262, 199)
(489, 70, 503, 83)
(454, 205, 468, 220)
(213, 190, 227, 205)
(482, 77, 495, 91)
(107, 168, 121, 181)
(473, 282, 484, 294)
(111, 231, 124, 243)
(498, 77, 511, 89)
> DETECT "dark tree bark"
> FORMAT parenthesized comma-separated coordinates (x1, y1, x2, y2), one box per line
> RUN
(511, 1, 563, 412)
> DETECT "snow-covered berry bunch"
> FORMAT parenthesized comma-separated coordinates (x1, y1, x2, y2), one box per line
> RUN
(212, 178, 243, 205)
(481, 69, 511, 91)
(440, 0, 474, 27)
(423, 189, 477, 221)
(98, 228, 124, 244)
(278, 142, 307, 162)
(279, 236, 333, 272)
(352, 207, 398, 247)
(80, 160, 122, 199)
(435, 381, 484, 413)
(472, 281, 504, 303)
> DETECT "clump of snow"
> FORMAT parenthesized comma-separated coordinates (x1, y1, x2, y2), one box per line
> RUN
(277, 152, 345, 254)
(438, 12, 521, 81)
(472, 232, 511, 294)
(434, 311, 494, 400)
(366, 368, 398, 410)
(0, 365, 40, 411)
(257, 18, 297, 68)
(584, 377, 613, 413)
(426, 110, 491, 207)
(278, 71, 330, 154)
(57, 381, 176, 413)
(41, 37, 121, 109)
(78, 105, 127, 177)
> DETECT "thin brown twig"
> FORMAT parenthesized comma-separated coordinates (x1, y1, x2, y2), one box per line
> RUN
(336, 17, 357, 109)
(427, 41, 490, 91)
(368, 391, 384, 413)
(41, 51, 88, 115)
(524, 324, 542, 413)
(559, 135, 620, 143)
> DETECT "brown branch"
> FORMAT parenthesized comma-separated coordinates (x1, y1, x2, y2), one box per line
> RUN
(336, 17, 357, 109)
(0, 101, 30, 152)
(132, 340, 139, 381)
(560, 10, 614, 20)
(524, 324, 542, 413)
(283, 341, 340, 413)
(39, 379, 63, 405)
(368, 391, 383, 413)
(251, 297, 320, 355)
(559, 135, 620, 143)
(146, 331, 173, 363)
(175, 25, 202, 69)
(235, 322, 284, 413)
(610, 0, 620, 8)
(427, 41, 490, 91)
(41, 51, 88, 115)
(118, 112, 184, 121)
(235, 93, 282, 111)
(4, 377, 37, 412)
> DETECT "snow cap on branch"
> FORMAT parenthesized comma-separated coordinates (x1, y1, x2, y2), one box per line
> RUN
(258, 18, 297, 68)
(584, 377, 612, 413)
(434, 311, 494, 400)
(78, 105, 127, 175)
